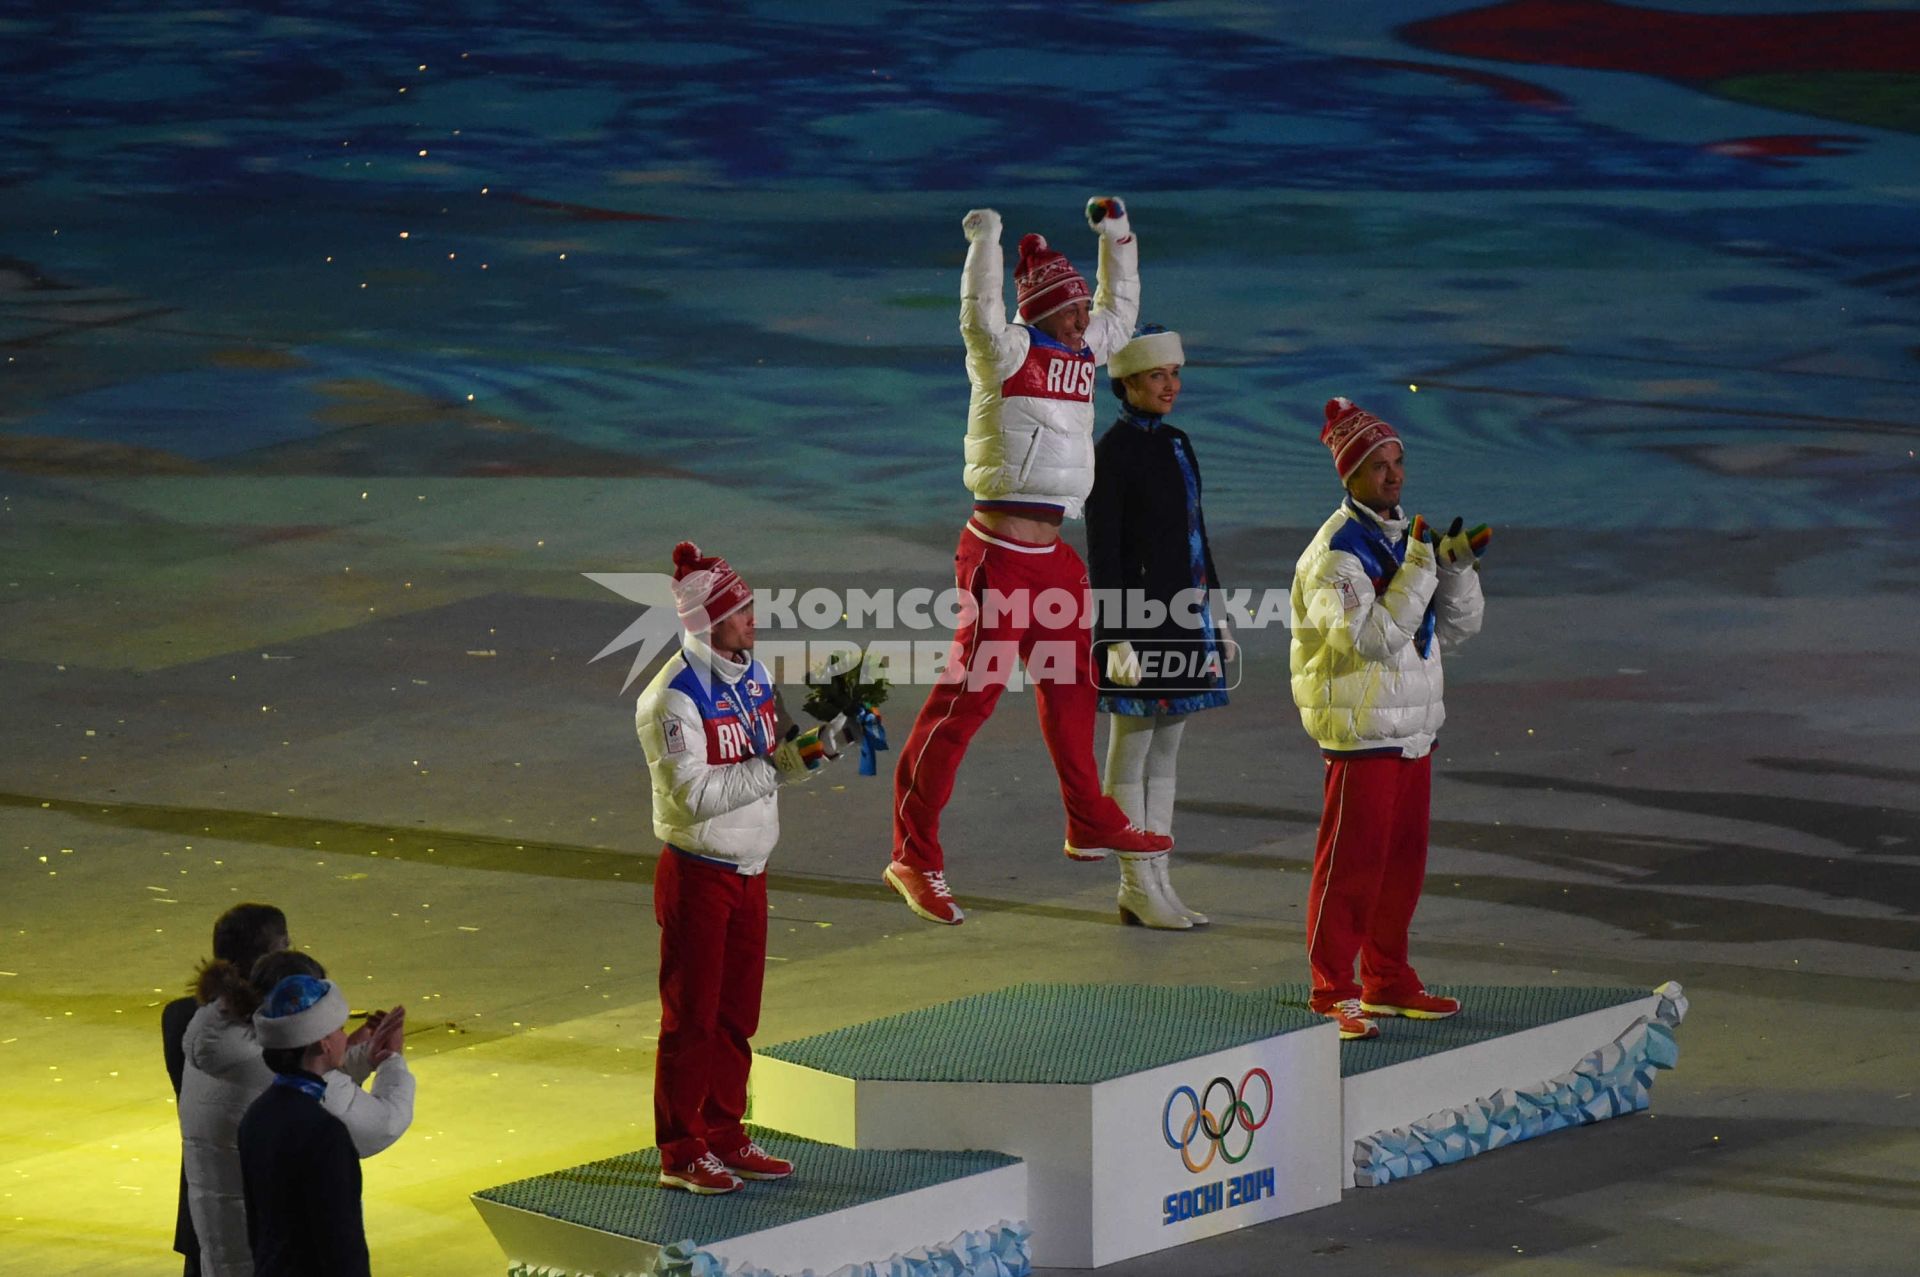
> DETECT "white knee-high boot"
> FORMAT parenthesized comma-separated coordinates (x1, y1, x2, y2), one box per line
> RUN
(1106, 715, 1190, 929)
(1143, 717, 1207, 924)
(1142, 715, 1184, 835)
(1103, 713, 1153, 826)
(1148, 855, 1206, 926)
(1117, 853, 1191, 929)
(1113, 706, 1182, 925)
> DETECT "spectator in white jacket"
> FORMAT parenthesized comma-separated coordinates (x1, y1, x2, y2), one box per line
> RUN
(166, 902, 288, 1274)
(178, 948, 412, 1275)
(1289, 397, 1486, 1043)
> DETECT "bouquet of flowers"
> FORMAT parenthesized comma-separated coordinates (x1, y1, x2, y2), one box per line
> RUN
(802, 646, 890, 775)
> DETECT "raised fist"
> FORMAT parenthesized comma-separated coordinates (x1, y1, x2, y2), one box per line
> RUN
(1086, 196, 1131, 240)
(962, 208, 1002, 244)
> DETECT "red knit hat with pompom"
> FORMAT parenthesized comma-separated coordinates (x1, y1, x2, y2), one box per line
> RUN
(670, 541, 751, 631)
(1015, 233, 1091, 324)
(1321, 397, 1402, 481)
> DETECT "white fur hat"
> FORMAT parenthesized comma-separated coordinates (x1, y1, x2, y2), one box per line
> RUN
(254, 975, 350, 1049)
(1109, 327, 1185, 380)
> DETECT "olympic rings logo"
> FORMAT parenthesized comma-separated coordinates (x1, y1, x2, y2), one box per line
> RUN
(1161, 1068, 1273, 1174)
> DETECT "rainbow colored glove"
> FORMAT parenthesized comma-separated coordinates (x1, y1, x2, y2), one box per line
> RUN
(1436, 516, 1492, 571)
(771, 722, 841, 783)
(1400, 520, 1438, 576)
(1085, 196, 1130, 240)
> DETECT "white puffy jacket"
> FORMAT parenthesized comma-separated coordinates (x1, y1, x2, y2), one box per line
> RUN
(1289, 500, 1484, 758)
(178, 1002, 416, 1276)
(634, 633, 783, 872)
(959, 211, 1139, 518)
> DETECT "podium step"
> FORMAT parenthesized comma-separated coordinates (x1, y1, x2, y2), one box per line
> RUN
(1338, 982, 1687, 1186)
(755, 983, 1341, 1267)
(472, 1133, 1026, 1277)
(761, 981, 1324, 1083)
(1334, 984, 1658, 1076)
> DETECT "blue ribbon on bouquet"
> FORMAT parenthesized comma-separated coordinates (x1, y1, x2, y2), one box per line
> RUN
(854, 706, 889, 776)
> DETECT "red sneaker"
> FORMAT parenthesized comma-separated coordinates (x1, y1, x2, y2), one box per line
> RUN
(658, 1152, 742, 1195)
(1064, 824, 1173, 861)
(718, 1140, 793, 1181)
(884, 862, 965, 925)
(1319, 998, 1380, 1041)
(1361, 989, 1461, 1020)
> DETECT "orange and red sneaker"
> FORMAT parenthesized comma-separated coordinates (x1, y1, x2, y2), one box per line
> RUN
(884, 862, 965, 925)
(658, 1152, 742, 1195)
(719, 1140, 793, 1181)
(1361, 989, 1462, 1020)
(1321, 998, 1380, 1041)
(1064, 824, 1173, 861)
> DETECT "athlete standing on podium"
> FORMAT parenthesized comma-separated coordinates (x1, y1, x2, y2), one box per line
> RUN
(635, 541, 847, 1193)
(1289, 399, 1489, 1040)
(885, 198, 1173, 927)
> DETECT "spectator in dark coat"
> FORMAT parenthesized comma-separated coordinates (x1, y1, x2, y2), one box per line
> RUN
(238, 975, 370, 1277)
(162, 993, 199, 1275)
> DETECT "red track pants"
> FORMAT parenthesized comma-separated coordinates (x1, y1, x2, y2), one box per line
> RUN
(1305, 753, 1433, 1010)
(891, 520, 1125, 872)
(653, 848, 765, 1167)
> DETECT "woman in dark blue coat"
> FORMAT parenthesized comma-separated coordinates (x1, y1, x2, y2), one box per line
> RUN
(1085, 326, 1230, 930)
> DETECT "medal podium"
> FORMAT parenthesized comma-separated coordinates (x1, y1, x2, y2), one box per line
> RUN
(475, 980, 1686, 1274)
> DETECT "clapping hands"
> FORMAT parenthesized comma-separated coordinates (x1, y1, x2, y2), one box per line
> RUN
(369, 1004, 406, 1065)
(1439, 517, 1491, 569)
(346, 1010, 382, 1050)
(345, 1005, 407, 1065)
(1413, 516, 1492, 572)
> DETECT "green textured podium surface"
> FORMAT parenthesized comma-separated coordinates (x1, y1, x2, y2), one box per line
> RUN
(761, 982, 1653, 1085)
(1328, 985, 1654, 1076)
(761, 982, 1322, 1083)
(473, 1133, 1018, 1245)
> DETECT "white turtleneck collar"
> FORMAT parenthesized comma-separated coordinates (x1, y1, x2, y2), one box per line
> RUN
(1347, 496, 1408, 541)
(681, 629, 752, 684)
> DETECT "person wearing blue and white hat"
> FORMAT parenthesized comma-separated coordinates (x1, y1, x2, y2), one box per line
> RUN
(236, 975, 370, 1277)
